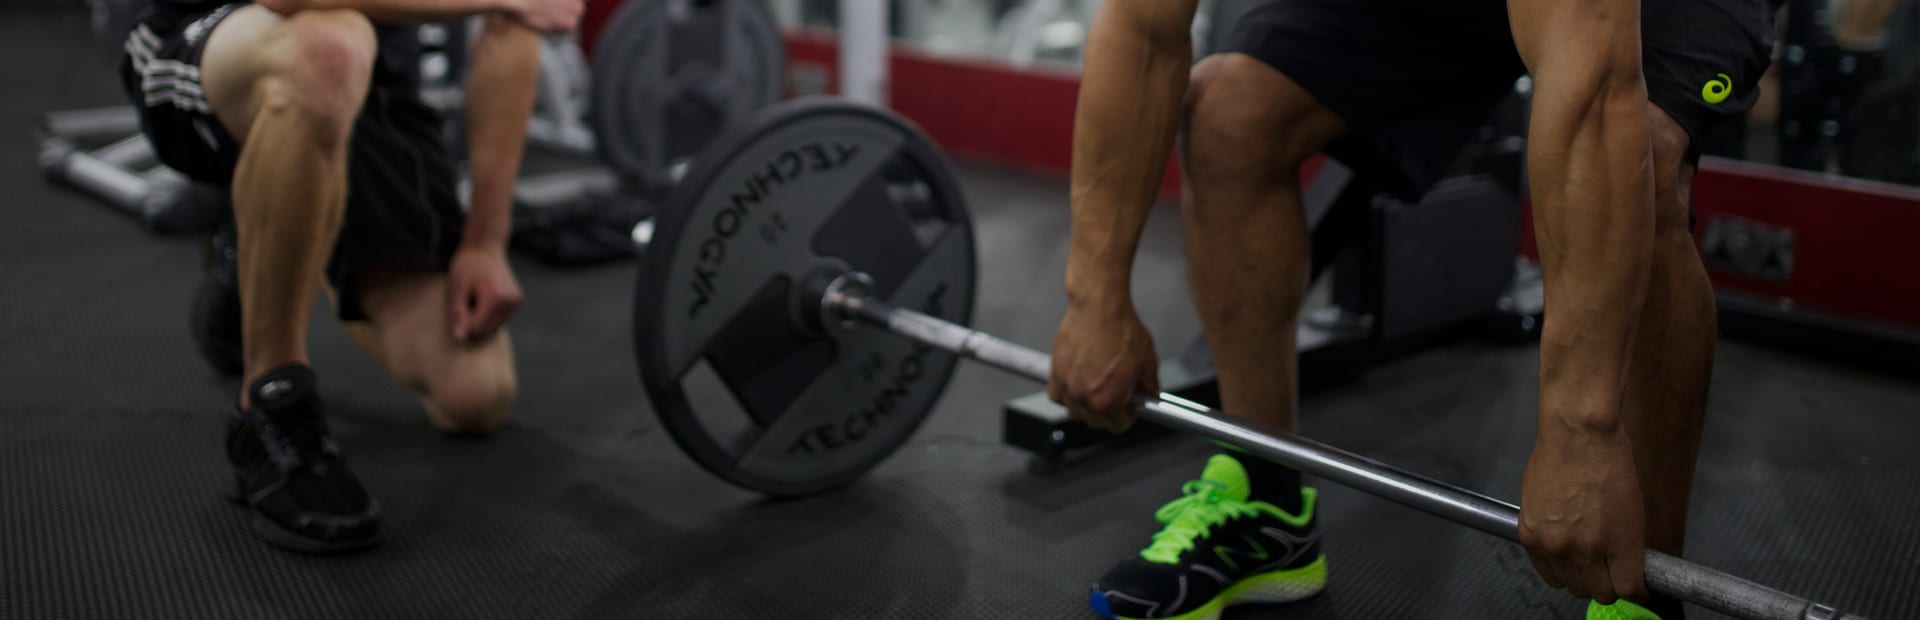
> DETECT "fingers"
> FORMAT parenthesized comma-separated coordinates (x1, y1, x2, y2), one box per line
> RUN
(1609, 543, 1649, 602)
(1046, 329, 1070, 409)
(1521, 525, 1610, 600)
(1519, 527, 1564, 589)
(1056, 381, 1133, 433)
(449, 280, 474, 342)
(1047, 315, 1155, 434)
(1096, 389, 1135, 433)
(1076, 387, 1127, 433)
(1523, 536, 1642, 605)
(1084, 345, 1156, 432)
(1125, 341, 1155, 432)
(1048, 350, 1129, 434)
(463, 285, 524, 344)
(467, 295, 507, 342)
(1545, 546, 1584, 598)
(1578, 554, 1617, 603)
(481, 284, 525, 340)
(1104, 362, 1156, 434)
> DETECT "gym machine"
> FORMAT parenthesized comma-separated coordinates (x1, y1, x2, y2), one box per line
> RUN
(37, 0, 227, 235)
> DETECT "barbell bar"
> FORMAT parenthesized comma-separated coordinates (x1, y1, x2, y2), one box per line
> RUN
(819, 273, 1863, 620)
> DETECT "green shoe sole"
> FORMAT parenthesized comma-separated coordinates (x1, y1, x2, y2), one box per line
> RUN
(1117, 554, 1328, 620)
(1588, 599, 1664, 620)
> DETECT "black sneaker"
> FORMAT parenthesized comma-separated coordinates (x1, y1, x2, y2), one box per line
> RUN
(190, 220, 242, 376)
(1089, 454, 1327, 620)
(227, 365, 381, 553)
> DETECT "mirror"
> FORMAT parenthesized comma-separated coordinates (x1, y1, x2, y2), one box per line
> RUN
(1737, 0, 1918, 185)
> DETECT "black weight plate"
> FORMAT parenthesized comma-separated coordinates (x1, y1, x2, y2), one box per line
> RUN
(636, 99, 976, 497)
(590, 0, 784, 192)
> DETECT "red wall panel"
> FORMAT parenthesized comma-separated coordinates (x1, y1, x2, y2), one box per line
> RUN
(782, 32, 1184, 195)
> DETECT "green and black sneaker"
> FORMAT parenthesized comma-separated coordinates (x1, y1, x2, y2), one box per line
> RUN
(1588, 599, 1671, 620)
(1089, 454, 1327, 620)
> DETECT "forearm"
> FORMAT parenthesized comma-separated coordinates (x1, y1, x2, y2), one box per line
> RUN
(260, 0, 512, 22)
(1529, 69, 1657, 432)
(459, 14, 540, 249)
(1064, 3, 1191, 310)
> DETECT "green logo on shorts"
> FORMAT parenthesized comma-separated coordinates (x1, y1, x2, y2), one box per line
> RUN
(1702, 74, 1733, 105)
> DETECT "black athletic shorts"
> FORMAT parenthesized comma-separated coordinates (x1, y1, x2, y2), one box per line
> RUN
(119, 3, 464, 321)
(1219, 0, 1777, 199)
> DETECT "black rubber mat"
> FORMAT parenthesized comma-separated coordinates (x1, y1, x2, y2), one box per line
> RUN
(4, 5, 1917, 619)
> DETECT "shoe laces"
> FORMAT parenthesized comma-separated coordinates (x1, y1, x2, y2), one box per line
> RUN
(1140, 479, 1263, 564)
(255, 411, 337, 472)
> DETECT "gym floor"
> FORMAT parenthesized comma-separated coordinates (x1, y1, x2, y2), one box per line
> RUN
(5, 5, 1917, 619)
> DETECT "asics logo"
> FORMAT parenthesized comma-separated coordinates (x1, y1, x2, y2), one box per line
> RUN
(1702, 73, 1733, 104)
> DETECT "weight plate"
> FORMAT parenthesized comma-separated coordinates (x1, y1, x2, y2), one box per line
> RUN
(635, 100, 977, 497)
(590, 0, 785, 192)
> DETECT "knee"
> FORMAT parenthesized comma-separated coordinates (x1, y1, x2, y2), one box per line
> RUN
(423, 364, 518, 435)
(277, 11, 377, 94)
(1649, 106, 1695, 242)
(254, 11, 377, 136)
(1182, 54, 1329, 191)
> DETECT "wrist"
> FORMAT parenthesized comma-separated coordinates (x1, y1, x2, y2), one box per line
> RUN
(1543, 412, 1624, 439)
(1064, 248, 1135, 307)
(1537, 389, 1625, 437)
(1536, 330, 1632, 436)
(1064, 274, 1131, 315)
(458, 204, 512, 248)
(458, 239, 509, 256)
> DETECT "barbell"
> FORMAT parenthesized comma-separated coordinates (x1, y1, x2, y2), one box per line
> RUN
(630, 99, 1866, 619)
(825, 277, 1863, 620)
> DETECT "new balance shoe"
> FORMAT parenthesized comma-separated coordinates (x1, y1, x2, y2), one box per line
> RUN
(1090, 454, 1326, 620)
(1589, 598, 1675, 620)
(227, 365, 381, 553)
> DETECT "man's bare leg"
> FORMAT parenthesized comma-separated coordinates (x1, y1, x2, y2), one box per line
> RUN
(195, 5, 385, 553)
(199, 5, 376, 405)
(1618, 106, 1716, 618)
(201, 6, 378, 408)
(1085, 52, 1350, 620)
(1179, 53, 1345, 438)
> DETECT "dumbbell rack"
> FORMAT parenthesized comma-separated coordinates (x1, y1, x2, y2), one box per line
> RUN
(38, 105, 226, 235)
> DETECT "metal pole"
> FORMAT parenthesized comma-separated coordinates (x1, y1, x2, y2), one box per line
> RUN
(838, 0, 887, 106)
(826, 287, 1863, 620)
